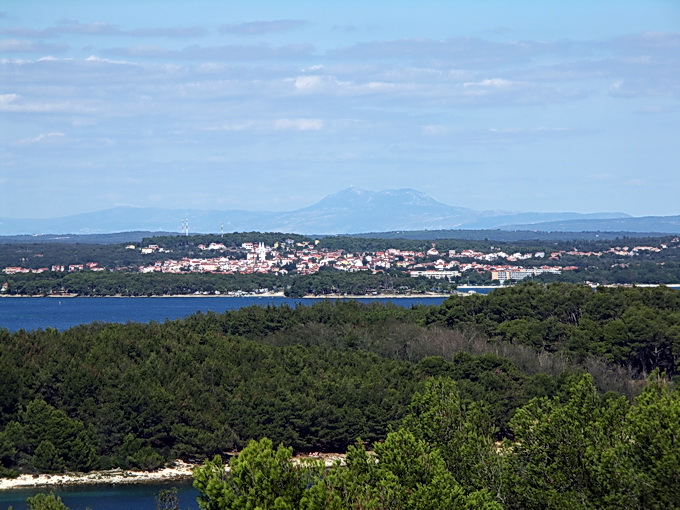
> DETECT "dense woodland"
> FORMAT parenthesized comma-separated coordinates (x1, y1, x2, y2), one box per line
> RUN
(345, 228, 672, 242)
(17, 369, 680, 510)
(0, 270, 448, 297)
(191, 374, 678, 510)
(1, 283, 679, 509)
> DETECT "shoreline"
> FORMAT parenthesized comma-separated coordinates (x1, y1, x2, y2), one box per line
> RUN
(2, 284, 678, 300)
(0, 461, 196, 491)
(0, 454, 346, 491)
(0, 292, 457, 299)
(302, 292, 455, 298)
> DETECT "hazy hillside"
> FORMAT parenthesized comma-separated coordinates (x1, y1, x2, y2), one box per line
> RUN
(0, 186, 654, 236)
(503, 215, 680, 234)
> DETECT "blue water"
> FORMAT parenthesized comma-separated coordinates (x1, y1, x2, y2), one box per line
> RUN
(0, 481, 199, 510)
(0, 296, 454, 333)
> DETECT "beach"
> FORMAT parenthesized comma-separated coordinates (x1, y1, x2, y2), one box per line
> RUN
(0, 454, 347, 491)
(0, 291, 454, 298)
(0, 461, 196, 491)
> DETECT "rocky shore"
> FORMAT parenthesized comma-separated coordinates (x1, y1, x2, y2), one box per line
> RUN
(0, 461, 196, 491)
(0, 455, 347, 491)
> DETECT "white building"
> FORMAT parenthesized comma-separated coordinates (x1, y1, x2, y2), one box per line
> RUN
(410, 270, 461, 280)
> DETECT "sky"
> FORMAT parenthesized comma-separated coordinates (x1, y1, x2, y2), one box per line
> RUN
(1, 0, 679, 219)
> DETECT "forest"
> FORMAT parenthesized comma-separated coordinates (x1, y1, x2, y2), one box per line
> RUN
(0, 270, 448, 297)
(1, 283, 679, 508)
(191, 373, 678, 510)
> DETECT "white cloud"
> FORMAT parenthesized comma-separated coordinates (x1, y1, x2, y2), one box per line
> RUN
(83, 55, 143, 66)
(0, 27, 54, 37)
(0, 93, 20, 104)
(14, 132, 66, 145)
(104, 43, 315, 61)
(274, 118, 324, 131)
(0, 97, 95, 114)
(202, 122, 257, 131)
(55, 20, 119, 35)
(422, 125, 448, 135)
(327, 37, 588, 69)
(290, 74, 417, 97)
(460, 78, 539, 101)
(615, 32, 680, 53)
(6, 20, 210, 38)
(0, 39, 69, 53)
(462, 78, 530, 96)
(218, 20, 307, 35)
(293, 75, 332, 90)
(364, 81, 400, 91)
(126, 27, 208, 38)
(201, 119, 325, 132)
(465, 78, 514, 88)
(608, 80, 636, 97)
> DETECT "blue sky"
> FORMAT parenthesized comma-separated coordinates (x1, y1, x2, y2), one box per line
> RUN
(1, 0, 679, 219)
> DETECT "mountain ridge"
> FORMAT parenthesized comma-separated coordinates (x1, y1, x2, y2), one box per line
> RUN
(0, 186, 674, 236)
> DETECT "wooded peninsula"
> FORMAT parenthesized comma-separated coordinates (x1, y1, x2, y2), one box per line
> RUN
(1, 282, 678, 509)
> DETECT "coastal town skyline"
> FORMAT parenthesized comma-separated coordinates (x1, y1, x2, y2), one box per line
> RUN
(2, 0, 679, 220)
(3, 235, 675, 289)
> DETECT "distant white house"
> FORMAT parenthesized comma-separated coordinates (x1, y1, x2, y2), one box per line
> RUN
(410, 270, 460, 280)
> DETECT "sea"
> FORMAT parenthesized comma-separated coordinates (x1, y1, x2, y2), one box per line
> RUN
(0, 294, 488, 333)
(0, 481, 198, 510)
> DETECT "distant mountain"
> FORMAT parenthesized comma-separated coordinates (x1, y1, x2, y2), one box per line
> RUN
(0, 232, 172, 245)
(0, 207, 270, 237)
(0, 186, 674, 236)
(344, 230, 673, 242)
(252, 187, 481, 234)
(501, 215, 680, 234)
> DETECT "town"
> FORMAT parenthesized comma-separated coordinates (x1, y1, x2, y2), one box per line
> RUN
(2, 236, 674, 285)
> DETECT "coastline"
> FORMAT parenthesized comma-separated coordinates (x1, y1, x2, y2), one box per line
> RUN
(3, 283, 680, 299)
(0, 461, 196, 491)
(301, 292, 455, 299)
(0, 292, 286, 298)
(0, 292, 456, 299)
(0, 455, 345, 491)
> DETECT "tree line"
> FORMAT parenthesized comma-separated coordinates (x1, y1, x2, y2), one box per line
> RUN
(20, 375, 679, 509)
(0, 270, 446, 296)
(0, 306, 552, 476)
(425, 282, 680, 376)
(193, 374, 678, 509)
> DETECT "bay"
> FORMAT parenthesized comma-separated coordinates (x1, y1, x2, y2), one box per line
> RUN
(0, 295, 458, 333)
(5, 284, 678, 334)
(0, 481, 199, 510)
